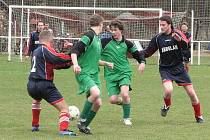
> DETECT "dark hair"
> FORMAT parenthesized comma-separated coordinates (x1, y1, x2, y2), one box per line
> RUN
(90, 14, 104, 26)
(109, 20, 124, 30)
(159, 16, 174, 29)
(180, 22, 189, 27)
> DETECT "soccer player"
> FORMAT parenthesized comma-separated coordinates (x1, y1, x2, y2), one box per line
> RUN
(142, 16, 204, 123)
(100, 25, 112, 39)
(27, 20, 44, 57)
(101, 20, 146, 125)
(27, 30, 77, 136)
(180, 22, 191, 72)
(70, 14, 111, 134)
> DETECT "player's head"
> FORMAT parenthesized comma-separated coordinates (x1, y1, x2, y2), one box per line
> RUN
(90, 14, 104, 32)
(39, 30, 53, 45)
(180, 22, 189, 33)
(159, 16, 173, 34)
(109, 20, 124, 40)
(37, 20, 45, 32)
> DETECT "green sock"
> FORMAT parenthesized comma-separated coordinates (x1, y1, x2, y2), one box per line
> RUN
(80, 100, 93, 119)
(123, 103, 131, 118)
(85, 110, 97, 126)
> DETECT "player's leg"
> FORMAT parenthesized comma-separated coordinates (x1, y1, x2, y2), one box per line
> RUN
(31, 99, 42, 131)
(42, 81, 77, 136)
(120, 85, 132, 125)
(85, 97, 102, 127)
(27, 80, 42, 132)
(161, 80, 173, 117)
(52, 100, 77, 136)
(183, 85, 204, 123)
(78, 85, 100, 134)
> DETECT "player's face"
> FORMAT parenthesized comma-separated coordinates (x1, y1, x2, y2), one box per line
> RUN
(99, 22, 103, 33)
(37, 22, 44, 32)
(181, 25, 188, 33)
(160, 21, 171, 34)
(110, 27, 122, 40)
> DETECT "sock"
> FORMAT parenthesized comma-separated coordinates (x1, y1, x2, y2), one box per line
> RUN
(164, 97, 171, 107)
(80, 100, 93, 120)
(32, 102, 41, 127)
(123, 103, 131, 118)
(192, 102, 201, 118)
(59, 112, 70, 131)
(85, 110, 96, 127)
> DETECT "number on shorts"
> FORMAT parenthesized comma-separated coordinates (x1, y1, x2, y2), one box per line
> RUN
(31, 56, 36, 72)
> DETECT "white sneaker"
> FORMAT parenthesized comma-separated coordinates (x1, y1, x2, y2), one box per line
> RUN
(123, 118, 132, 126)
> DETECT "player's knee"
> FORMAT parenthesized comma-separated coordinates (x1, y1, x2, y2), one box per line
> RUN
(164, 87, 173, 95)
(121, 93, 130, 103)
(94, 98, 102, 108)
(109, 96, 117, 104)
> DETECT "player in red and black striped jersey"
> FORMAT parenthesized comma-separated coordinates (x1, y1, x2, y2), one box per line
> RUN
(141, 16, 204, 123)
(27, 30, 77, 136)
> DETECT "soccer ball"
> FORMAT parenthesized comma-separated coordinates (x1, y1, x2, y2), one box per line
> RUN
(68, 106, 80, 120)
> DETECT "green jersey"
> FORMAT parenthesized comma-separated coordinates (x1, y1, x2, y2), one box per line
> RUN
(77, 29, 102, 75)
(101, 37, 144, 81)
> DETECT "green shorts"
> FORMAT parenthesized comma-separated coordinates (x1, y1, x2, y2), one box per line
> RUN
(75, 73, 101, 95)
(106, 76, 131, 97)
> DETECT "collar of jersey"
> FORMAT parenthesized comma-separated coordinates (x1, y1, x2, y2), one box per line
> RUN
(112, 35, 125, 44)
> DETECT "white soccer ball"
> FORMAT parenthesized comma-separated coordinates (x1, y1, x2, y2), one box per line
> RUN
(68, 106, 80, 120)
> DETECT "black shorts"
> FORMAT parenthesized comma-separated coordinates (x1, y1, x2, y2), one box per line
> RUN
(159, 63, 192, 86)
(27, 79, 63, 104)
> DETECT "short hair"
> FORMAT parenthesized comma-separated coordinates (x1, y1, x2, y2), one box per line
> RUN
(109, 20, 124, 30)
(39, 30, 53, 43)
(37, 20, 44, 26)
(159, 16, 174, 29)
(180, 22, 189, 27)
(90, 14, 104, 26)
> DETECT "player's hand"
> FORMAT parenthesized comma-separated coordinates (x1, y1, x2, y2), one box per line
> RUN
(25, 55, 30, 58)
(106, 62, 114, 69)
(138, 62, 145, 74)
(64, 40, 73, 48)
(172, 32, 182, 42)
(73, 64, 81, 74)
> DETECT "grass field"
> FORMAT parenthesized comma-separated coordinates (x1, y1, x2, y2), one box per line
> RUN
(0, 54, 210, 140)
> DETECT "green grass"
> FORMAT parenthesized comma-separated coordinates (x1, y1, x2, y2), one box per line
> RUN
(0, 54, 210, 140)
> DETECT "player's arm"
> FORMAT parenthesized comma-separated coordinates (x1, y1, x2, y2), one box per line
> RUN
(173, 29, 189, 49)
(53, 62, 72, 70)
(43, 46, 71, 64)
(126, 40, 145, 73)
(126, 40, 145, 64)
(141, 36, 159, 58)
(70, 31, 94, 74)
(27, 32, 34, 56)
(99, 60, 114, 69)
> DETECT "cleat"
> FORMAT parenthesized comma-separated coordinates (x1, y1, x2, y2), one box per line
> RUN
(196, 116, 204, 123)
(77, 119, 92, 134)
(161, 105, 170, 117)
(123, 118, 132, 126)
(59, 130, 78, 136)
(31, 126, 39, 132)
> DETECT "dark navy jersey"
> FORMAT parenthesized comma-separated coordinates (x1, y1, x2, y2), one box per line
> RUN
(28, 31, 40, 56)
(28, 44, 71, 81)
(143, 29, 189, 67)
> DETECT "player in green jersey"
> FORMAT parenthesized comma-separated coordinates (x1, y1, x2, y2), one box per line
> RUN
(101, 20, 146, 125)
(70, 14, 113, 134)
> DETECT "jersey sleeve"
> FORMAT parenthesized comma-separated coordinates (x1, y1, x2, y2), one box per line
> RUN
(125, 40, 145, 63)
(142, 36, 159, 58)
(42, 46, 71, 64)
(101, 38, 112, 49)
(53, 62, 72, 70)
(70, 31, 94, 56)
(27, 32, 34, 56)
